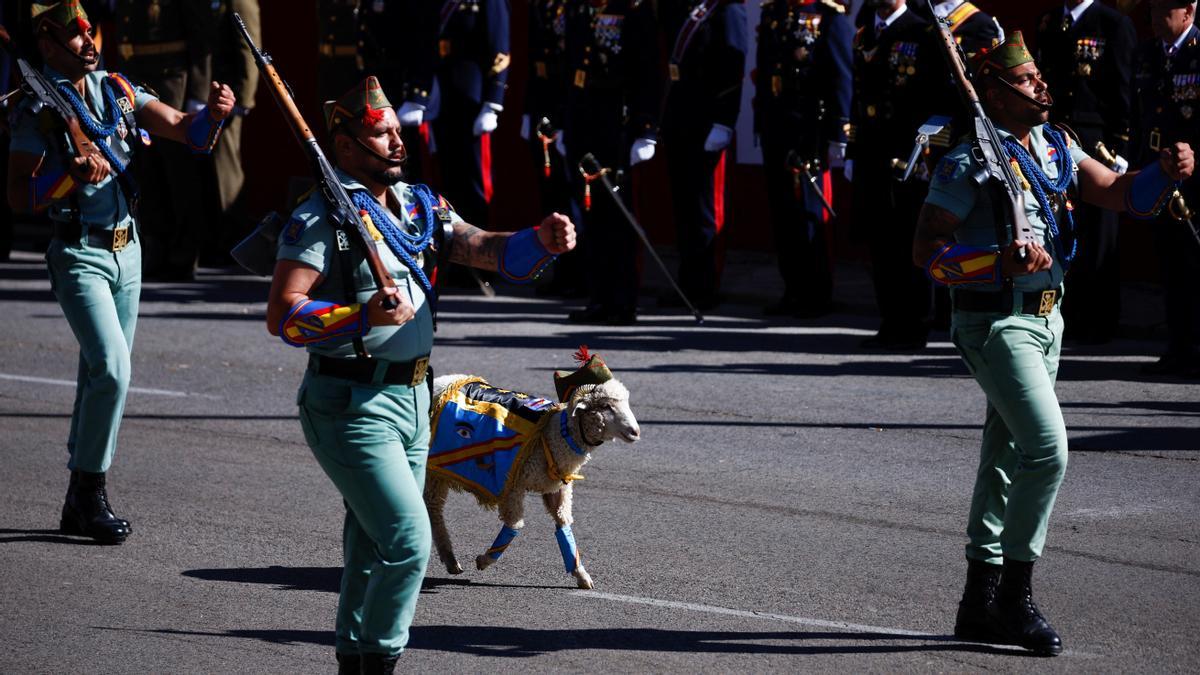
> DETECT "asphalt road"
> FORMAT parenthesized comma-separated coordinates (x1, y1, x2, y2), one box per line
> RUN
(1, 252, 1197, 673)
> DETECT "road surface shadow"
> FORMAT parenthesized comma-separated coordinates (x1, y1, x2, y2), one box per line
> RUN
(181, 567, 565, 594)
(0, 528, 106, 546)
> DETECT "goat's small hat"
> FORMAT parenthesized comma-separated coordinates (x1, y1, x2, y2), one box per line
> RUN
(554, 346, 612, 402)
(324, 75, 391, 133)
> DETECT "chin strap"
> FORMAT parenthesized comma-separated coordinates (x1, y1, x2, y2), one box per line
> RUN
(986, 72, 1054, 112)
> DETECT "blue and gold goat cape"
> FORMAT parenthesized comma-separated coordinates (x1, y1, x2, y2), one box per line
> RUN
(429, 378, 562, 506)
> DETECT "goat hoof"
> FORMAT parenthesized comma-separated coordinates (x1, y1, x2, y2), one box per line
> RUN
(574, 570, 594, 589)
(475, 555, 492, 571)
(447, 561, 464, 575)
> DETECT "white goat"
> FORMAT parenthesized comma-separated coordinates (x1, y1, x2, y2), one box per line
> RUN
(424, 373, 641, 589)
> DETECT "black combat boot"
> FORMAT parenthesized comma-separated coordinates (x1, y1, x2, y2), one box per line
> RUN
(360, 652, 398, 674)
(64, 471, 132, 530)
(60, 470, 131, 544)
(335, 652, 361, 675)
(992, 557, 1063, 656)
(953, 557, 1004, 642)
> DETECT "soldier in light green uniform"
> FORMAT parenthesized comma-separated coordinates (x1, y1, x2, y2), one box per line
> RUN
(113, 0, 215, 280)
(5, 1, 235, 544)
(264, 77, 575, 674)
(913, 32, 1194, 655)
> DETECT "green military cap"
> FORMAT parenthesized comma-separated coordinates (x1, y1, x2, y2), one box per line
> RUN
(31, 0, 91, 33)
(554, 346, 613, 402)
(323, 75, 392, 132)
(972, 30, 1034, 79)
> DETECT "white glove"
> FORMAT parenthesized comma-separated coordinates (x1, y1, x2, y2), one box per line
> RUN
(473, 102, 503, 136)
(843, 159, 854, 183)
(397, 101, 425, 127)
(1111, 153, 1129, 175)
(630, 137, 657, 166)
(520, 114, 531, 140)
(184, 98, 205, 115)
(703, 123, 734, 152)
(826, 141, 847, 169)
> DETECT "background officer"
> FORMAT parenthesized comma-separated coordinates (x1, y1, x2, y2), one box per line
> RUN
(204, 0, 260, 266)
(564, 0, 662, 325)
(316, 0, 365, 103)
(756, 0, 852, 318)
(113, 0, 215, 281)
(849, 0, 937, 349)
(660, 0, 747, 312)
(1132, 0, 1200, 376)
(916, 0, 1000, 55)
(1037, 0, 1137, 345)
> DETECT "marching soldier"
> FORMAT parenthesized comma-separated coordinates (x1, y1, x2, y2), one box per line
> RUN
(1132, 0, 1200, 375)
(427, 0, 511, 228)
(522, 0, 584, 296)
(6, 0, 234, 543)
(849, 0, 937, 349)
(204, 0, 260, 265)
(1037, 0, 1137, 344)
(113, 0, 215, 281)
(265, 76, 574, 672)
(660, 0, 747, 311)
(914, 31, 1192, 655)
(564, 0, 662, 325)
(756, 0, 852, 318)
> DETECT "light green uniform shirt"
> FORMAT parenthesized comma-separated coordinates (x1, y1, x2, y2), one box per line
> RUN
(924, 124, 1090, 293)
(276, 172, 460, 362)
(9, 66, 157, 229)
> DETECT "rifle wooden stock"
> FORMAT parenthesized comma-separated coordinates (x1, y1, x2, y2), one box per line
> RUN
(232, 13, 398, 303)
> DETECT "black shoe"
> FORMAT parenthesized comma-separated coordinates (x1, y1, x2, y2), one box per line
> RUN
(991, 557, 1063, 656)
(763, 297, 799, 317)
(568, 305, 637, 325)
(60, 471, 131, 544)
(360, 652, 398, 674)
(954, 558, 1005, 643)
(336, 652, 362, 675)
(659, 290, 719, 311)
(793, 301, 833, 319)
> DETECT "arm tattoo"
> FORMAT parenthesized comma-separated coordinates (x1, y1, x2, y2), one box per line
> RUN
(448, 222, 507, 271)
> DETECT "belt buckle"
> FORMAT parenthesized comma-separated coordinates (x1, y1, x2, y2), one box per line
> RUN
(1037, 289, 1057, 317)
(111, 227, 129, 252)
(410, 356, 429, 388)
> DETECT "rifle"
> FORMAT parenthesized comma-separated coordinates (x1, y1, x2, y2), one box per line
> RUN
(927, 1, 1034, 262)
(232, 13, 398, 307)
(0, 25, 105, 173)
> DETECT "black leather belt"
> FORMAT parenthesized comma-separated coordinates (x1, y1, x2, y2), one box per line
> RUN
(954, 288, 1061, 317)
(53, 221, 131, 252)
(309, 354, 430, 387)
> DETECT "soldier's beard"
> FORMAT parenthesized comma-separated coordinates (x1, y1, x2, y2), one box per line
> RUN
(371, 165, 405, 186)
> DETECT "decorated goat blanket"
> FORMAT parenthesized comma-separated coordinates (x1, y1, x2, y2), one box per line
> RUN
(429, 378, 561, 505)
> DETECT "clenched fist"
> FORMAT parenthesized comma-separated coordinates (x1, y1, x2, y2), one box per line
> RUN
(536, 212, 576, 254)
(1160, 142, 1195, 182)
(206, 81, 237, 121)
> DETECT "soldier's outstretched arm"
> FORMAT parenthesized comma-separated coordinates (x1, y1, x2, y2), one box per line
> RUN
(1078, 142, 1194, 214)
(448, 212, 576, 279)
(135, 81, 236, 152)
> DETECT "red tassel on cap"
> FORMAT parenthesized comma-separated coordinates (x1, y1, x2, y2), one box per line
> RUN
(76, 17, 91, 34)
(573, 345, 591, 364)
(361, 104, 384, 127)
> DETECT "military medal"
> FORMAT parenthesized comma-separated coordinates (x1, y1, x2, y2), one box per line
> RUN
(669, 63, 680, 81)
(574, 69, 586, 88)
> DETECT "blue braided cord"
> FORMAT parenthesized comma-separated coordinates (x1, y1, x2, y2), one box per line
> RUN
(1001, 129, 1077, 265)
(349, 189, 437, 298)
(56, 81, 128, 174)
(560, 410, 587, 456)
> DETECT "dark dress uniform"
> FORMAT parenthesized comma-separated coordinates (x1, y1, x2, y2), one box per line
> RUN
(564, 0, 661, 324)
(113, 0, 214, 280)
(525, 0, 584, 294)
(756, 0, 852, 317)
(661, 0, 747, 310)
(1037, 1, 1136, 344)
(427, 0, 511, 228)
(316, 0, 366, 103)
(1131, 24, 1200, 374)
(849, 4, 937, 348)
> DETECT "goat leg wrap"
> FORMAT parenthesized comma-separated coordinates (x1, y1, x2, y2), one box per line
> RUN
(486, 525, 521, 560)
(555, 524, 580, 574)
(29, 168, 78, 212)
(924, 243, 1001, 287)
(279, 299, 369, 347)
(185, 107, 225, 155)
(498, 227, 556, 283)
(1126, 161, 1176, 219)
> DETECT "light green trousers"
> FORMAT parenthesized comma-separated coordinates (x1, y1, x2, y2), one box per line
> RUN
(951, 302, 1069, 564)
(297, 368, 432, 657)
(46, 235, 141, 473)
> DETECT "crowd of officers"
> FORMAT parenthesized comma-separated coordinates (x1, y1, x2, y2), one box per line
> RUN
(310, 0, 1197, 375)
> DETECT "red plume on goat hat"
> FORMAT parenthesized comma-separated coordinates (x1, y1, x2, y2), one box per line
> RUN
(554, 345, 613, 402)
